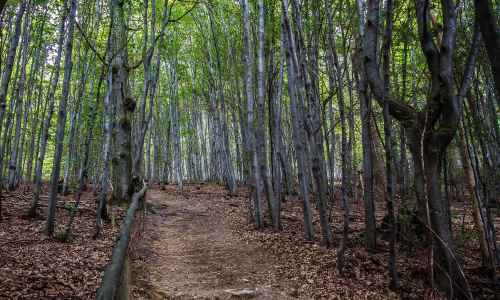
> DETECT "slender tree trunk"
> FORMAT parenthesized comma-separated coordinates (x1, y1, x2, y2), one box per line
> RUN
(7, 2, 30, 190)
(96, 69, 113, 238)
(21, 9, 47, 185)
(206, 4, 237, 194)
(28, 6, 67, 218)
(256, 0, 275, 225)
(270, 55, 284, 230)
(241, 0, 263, 229)
(474, 0, 500, 97)
(335, 49, 350, 274)
(0, 0, 25, 135)
(282, 0, 314, 240)
(299, 0, 334, 248)
(46, 0, 77, 236)
(169, 61, 183, 191)
(63, 53, 90, 195)
(458, 123, 496, 274)
(25, 48, 47, 183)
(381, 0, 399, 289)
(0, 0, 25, 219)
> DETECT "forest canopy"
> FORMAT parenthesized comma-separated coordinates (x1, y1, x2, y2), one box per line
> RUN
(0, 0, 498, 298)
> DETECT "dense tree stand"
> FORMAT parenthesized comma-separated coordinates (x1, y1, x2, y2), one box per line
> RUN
(0, 0, 498, 298)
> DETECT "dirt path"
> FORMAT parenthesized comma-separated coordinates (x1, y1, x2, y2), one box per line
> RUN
(133, 185, 291, 299)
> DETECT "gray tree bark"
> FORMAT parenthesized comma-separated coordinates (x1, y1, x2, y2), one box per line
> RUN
(0, 1, 25, 218)
(169, 60, 183, 191)
(110, 0, 136, 203)
(7, 2, 30, 190)
(46, 0, 78, 236)
(281, 0, 314, 240)
(256, 0, 276, 226)
(361, 0, 473, 296)
(28, 5, 67, 217)
(351, 0, 376, 251)
(241, 0, 263, 229)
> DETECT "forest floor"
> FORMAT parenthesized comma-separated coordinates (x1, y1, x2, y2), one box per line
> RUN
(131, 184, 499, 299)
(0, 185, 126, 299)
(0, 184, 498, 299)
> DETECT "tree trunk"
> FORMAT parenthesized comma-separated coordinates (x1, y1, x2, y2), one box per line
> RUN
(95, 69, 113, 238)
(46, 0, 78, 236)
(282, 0, 314, 240)
(474, 0, 500, 98)
(270, 55, 284, 230)
(110, 0, 135, 203)
(256, 0, 275, 226)
(361, 0, 472, 297)
(241, 0, 263, 229)
(381, 0, 399, 288)
(28, 4, 66, 218)
(458, 124, 496, 274)
(7, 1, 30, 190)
(0, 0, 25, 218)
(169, 60, 183, 191)
(63, 52, 90, 195)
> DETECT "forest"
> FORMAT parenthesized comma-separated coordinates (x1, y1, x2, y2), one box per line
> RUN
(0, 0, 499, 299)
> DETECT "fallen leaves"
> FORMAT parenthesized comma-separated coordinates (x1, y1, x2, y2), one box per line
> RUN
(133, 184, 498, 299)
(2, 183, 498, 299)
(0, 185, 125, 299)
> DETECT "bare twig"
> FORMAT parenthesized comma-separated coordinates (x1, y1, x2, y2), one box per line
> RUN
(75, 21, 106, 65)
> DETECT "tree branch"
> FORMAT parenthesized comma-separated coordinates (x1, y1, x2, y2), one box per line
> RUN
(128, 1, 199, 71)
(361, 0, 416, 126)
(75, 20, 107, 65)
(458, 19, 480, 101)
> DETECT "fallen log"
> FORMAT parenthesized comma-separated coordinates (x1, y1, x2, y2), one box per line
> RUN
(96, 183, 147, 300)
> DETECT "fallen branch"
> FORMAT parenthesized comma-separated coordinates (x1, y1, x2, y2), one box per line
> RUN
(96, 183, 147, 300)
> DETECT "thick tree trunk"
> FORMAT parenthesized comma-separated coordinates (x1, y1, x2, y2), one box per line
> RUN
(424, 147, 471, 299)
(110, 0, 135, 203)
(353, 0, 377, 251)
(360, 0, 472, 297)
